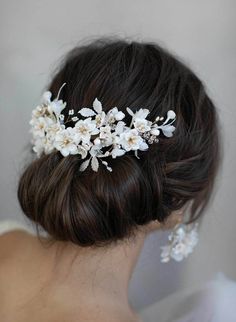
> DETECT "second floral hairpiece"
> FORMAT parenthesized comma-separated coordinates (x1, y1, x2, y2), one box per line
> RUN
(29, 83, 177, 172)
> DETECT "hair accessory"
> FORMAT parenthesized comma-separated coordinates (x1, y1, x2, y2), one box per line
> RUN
(160, 221, 199, 263)
(29, 83, 177, 172)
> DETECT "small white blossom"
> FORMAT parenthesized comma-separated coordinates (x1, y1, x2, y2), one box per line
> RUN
(53, 127, 78, 157)
(71, 116, 79, 122)
(32, 105, 47, 118)
(30, 116, 54, 138)
(74, 118, 100, 144)
(106, 107, 125, 123)
(119, 129, 149, 152)
(48, 100, 66, 115)
(133, 118, 152, 133)
(47, 122, 64, 140)
(126, 107, 150, 121)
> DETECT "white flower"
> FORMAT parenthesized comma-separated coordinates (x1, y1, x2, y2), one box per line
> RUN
(42, 84, 67, 116)
(53, 127, 78, 157)
(133, 118, 152, 133)
(30, 116, 54, 138)
(47, 122, 64, 139)
(126, 107, 150, 121)
(31, 105, 47, 119)
(48, 99, 66, 115)
(106, 107, 125, 123)
(119, 129, 149, 152)
(74, 118, 100, 144)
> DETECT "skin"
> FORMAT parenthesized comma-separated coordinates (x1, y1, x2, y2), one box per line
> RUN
(0, 209, 184, 322)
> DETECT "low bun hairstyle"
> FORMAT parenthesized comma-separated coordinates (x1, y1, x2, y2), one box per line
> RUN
(17, 38, 222, 246)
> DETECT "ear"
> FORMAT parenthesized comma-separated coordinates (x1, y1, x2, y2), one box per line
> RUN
(145, 209, 185, 233)
(160, 211, 183, 230)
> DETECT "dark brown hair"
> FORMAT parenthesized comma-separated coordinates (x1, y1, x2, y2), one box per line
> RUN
(17, 38, 222, 247)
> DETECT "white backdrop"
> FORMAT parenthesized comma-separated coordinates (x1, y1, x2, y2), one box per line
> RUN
(0, 0, 235, 310)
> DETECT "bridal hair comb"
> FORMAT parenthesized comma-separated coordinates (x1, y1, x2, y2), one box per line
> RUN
(29, 83, 177, 172)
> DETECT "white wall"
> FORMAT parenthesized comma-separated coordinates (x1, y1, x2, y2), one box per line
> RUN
(0, 0, 235, 310)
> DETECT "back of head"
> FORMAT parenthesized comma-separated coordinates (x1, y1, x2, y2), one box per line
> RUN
(17, 38, 221, 247)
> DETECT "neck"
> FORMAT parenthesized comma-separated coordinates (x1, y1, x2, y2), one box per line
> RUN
(43, 227, 148, 308)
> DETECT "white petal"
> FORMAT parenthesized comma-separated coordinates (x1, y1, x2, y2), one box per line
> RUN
(77, 146, 88, 159)
(111, 147, 126, 158)
(90, 145, 100, 157)
(162, 125, 176, 137)
(134, 150, 140, 159)
(70, 144, 79, 154)
(167, 110, 176, 119)
(115, 111, 125, 120)
(139, 141, 149, 151)
(50, 101, 66, 115)
(160, 256, 170, 263)
(60, 148, 70, 157)
(135, 108, 150, 120)
(94, 138, 101, 145)
(126, 107, 134, 116)
(150, 128, 160, 136)
(42, 91, 52, 104)
(91, 156, 99, 171)
(93, 98, 102, 114)
(78, 108, 96, 117)
(115, 121, 125, 135)
(79, 159, 90, 171)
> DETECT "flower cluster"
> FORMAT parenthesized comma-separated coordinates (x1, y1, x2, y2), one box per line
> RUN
(160, 222, 199, 263)
(29, 83, 177, 172)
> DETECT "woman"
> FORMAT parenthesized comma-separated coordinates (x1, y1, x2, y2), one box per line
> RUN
(0, 38, 221, 321)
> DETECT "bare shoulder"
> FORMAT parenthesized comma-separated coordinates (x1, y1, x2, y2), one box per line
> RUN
(65, 304, 142, 322)
(58, 298, 142, 322)
(0, 229, 33, 260)
(67, 313, 141, 322)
